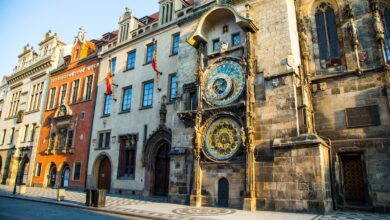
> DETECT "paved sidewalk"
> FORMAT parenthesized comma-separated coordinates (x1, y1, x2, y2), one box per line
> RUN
(0, 185, 388, 220)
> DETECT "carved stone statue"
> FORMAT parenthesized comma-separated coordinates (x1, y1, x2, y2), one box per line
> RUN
(220, 42, 229, 53)
(77, 27, 86, 43)
(373, 11, 385, 42)
(347, 18, 359, 46)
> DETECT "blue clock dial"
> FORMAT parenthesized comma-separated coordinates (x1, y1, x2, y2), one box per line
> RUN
(203, 60, 245, 106)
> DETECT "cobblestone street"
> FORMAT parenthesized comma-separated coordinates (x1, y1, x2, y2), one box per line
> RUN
(0, 185, 388, 220)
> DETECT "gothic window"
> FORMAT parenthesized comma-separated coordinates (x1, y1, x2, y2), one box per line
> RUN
(383, 8, 390, 62)
(117, 135, 137, 179)
(315, 3, 341, 68)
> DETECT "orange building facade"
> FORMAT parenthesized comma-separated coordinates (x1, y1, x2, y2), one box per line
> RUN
(32, 28, 99, 189)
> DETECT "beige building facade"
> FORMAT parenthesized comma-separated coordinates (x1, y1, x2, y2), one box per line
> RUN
(0, 31, 65, 187)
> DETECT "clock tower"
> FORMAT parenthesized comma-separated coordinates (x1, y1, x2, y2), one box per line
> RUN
(178, 5, 258, 210)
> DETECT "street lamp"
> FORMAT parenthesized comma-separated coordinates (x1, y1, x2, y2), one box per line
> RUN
(10, 146, 22, 195)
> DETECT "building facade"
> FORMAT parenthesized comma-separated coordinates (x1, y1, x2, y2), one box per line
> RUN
(0, 76, 9, 181)
(0, 31, 65, 187)
(86, 2, 187, 196)
(32, 28, 99, 189)
(86, 0, 390, 213)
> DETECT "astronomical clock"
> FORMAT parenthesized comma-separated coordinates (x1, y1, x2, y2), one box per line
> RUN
(200, 58, 246, 162)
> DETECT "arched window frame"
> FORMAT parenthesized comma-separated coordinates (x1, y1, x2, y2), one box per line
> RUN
(380, 5, 390, 63)
(309, 1, 344, 72)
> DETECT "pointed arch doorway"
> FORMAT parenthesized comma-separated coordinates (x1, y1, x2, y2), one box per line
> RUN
(143, 126, 171, 197)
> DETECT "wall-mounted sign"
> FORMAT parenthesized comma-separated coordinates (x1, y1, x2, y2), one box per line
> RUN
(346, 105, 380, 128)
(51, 63, 99, 83)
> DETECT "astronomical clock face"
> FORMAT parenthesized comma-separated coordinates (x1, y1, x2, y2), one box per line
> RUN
(204, 118, 241, 161)
(204, 60, 245, 106)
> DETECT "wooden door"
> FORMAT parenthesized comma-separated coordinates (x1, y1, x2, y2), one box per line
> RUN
(154, 144, 170, 196)
(218, 178, 229, 207)
(341, 154, 366, 204)
(48, 165, 57, 187)
(98, 157, 111, 191)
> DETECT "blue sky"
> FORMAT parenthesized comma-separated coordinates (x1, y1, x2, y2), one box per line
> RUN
(0, 0, 159, 79)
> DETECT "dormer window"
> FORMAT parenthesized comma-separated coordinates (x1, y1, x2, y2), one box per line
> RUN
(160, 0, 173, 25)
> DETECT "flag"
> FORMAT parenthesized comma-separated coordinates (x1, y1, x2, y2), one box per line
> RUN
(105, 62, 112, 95)
(151, 39, 162, 92)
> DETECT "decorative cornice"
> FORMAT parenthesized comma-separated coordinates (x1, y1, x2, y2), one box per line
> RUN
(8, 56, 52, 85)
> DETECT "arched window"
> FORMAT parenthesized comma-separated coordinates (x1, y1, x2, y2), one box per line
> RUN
(383, 8, 390, 62)
(315, 3, 341, 68)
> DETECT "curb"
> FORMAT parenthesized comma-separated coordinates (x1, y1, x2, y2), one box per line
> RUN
(0, 194, 171, 220)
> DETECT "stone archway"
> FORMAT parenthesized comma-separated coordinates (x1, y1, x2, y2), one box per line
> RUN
(143, 126, 172, 196)
(17, 156, 29, 185)
(47, 163, 57, 188)
(92, 154, 112, 192)
(60, 164, 70, 188)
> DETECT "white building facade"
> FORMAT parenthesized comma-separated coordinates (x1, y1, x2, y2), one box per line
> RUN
(0, 31, 65, 186)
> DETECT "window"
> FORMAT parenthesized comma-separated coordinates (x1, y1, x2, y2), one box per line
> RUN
(110, 58, 116, 73)
(35, 163, 42, 176)
(9, 128, 15, 144)
(59, 84, 67, 105)
(8, 91, 21, 117)
(103, 94, 112, 116)
(29, 82, 44, 111)
(232, 33, 241, 46)
(84, 75, 93, 101)
(212, 39, 220, 52)
(117, 135, 137, 179)
(384, 8, 390, 62)
(171, 33, 180, 55)
(183, 83, 198, 111)
(30, 124, 36, 142)
(122, 87, 132, 112)
(146, 44, 155, 64)
(48, 87, 56, 109)
(66, 130, 74, 148)
(127, 50, 136, 70)
(22, 124, 29, 143)
(1, 129, 6, 145)
(168, 74, 177, 102)
(71, 79, 80, 104)
(73, 162, 81, 180)
(315, 3, 341, 68)
(142, 81, 154, 108)
(98, 131, 111, 149)
(80, 111, 85, 120)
